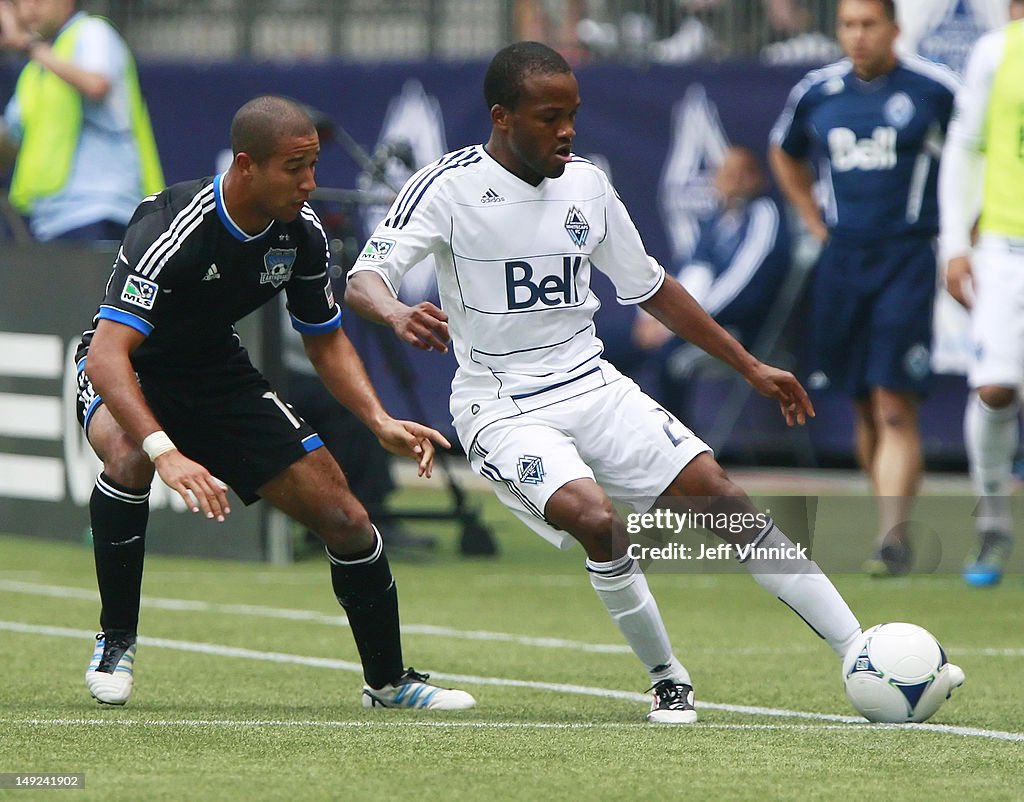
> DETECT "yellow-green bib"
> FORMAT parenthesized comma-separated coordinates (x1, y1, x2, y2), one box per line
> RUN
(8, 15, 164, 214)
(979, 20, 1024, 237)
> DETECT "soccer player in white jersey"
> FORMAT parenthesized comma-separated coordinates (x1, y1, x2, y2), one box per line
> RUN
(346, 42, 873, 723)
(939, 9, 1024, 585)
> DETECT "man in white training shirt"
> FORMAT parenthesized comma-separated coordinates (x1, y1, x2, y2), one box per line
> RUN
(346, 41, 877, 724)
(939, 7, 1024, 586)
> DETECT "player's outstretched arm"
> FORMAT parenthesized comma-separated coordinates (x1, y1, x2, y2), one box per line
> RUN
(85, 320, 231, 520)
(345, 271, 451, 353)
(302, 326, 451, 477)
(740, 362, 815, 427)
(640, 277, 814, 426)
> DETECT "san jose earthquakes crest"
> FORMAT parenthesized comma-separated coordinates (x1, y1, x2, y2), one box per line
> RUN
(261, 248, 297, 287)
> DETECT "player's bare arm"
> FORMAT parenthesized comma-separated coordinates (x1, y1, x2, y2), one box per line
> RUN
(302, 325, 451, 477)
(85, 320, 231, 520)
(768, 145, 828, 244)
(641, 278, 813, 426)
(345, 271, 450, 352)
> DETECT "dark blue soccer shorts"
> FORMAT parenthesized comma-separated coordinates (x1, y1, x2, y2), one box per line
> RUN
(76, 350, 324, 505)
(809, 235, 937, 399)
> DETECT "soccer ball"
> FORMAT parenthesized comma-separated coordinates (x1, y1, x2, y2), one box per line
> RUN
(842, 622, 963, 723)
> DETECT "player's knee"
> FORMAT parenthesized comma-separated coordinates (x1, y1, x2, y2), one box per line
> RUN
(312, 505, 374, 553)
(877, 409, 916, 431)
(554, 497, 617, 547)
(677, 456, 742, 500)
(102, 440, 154, 488)
(977, 386, 1017, 410)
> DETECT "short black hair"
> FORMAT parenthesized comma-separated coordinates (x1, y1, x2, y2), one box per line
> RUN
(840, 0, 896, 21)
(230, 95, 316, 163)
(483, 41, 572, 111)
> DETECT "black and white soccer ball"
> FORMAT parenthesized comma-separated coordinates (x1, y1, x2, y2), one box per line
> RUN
(842, 622, 964, 723)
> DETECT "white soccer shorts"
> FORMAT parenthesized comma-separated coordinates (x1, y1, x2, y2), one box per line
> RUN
(467, 377, 711, 550)
(968, 236, 1024, 389)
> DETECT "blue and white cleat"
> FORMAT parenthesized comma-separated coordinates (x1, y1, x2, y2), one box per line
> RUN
(362, 668, 475, 710)
(85, 633, 136, 706)
(963, 531, 1013, 587)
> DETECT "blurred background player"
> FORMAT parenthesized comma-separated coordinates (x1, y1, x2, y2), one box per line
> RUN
(75, 95, 473, 711)
(347, 41, 864, 724)
(632, 144, 791, 420)
(938, 6, 1024, 586)
(769, 0, 959, 577)
(0, 0, 162, 242)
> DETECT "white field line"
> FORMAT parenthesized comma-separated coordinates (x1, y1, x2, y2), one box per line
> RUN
(3, 580, 1021, 658)
(2, 719, 1015, 737)
(2, 620, 1023, 743)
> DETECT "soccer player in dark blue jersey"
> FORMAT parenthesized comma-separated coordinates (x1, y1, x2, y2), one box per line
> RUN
(75, 95, 474, 711)
(769, 0, 959, 576)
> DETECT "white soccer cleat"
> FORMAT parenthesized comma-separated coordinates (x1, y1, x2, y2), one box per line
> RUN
(85, 633, 136, 706)
(362, 668, 476, 710)
(646, 680, 698, 724)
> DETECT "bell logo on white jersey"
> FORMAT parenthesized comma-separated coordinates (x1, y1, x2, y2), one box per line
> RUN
(505, 256, 583, 310)
(828, 126, 897, 172)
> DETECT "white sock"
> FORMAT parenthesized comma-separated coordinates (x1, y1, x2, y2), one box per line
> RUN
(586, 555, 690, 685)
(964, 394, 1017, 534)
(740, 522, 862, 659)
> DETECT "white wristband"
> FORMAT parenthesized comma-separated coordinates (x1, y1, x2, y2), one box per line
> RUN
(142, 430, 176, 462)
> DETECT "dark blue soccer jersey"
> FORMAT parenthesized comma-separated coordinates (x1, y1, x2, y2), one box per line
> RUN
(76, 175, 340, 375)
(771, 57, 958, 239)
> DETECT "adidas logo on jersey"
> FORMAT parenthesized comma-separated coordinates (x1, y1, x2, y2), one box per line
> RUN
(481, 187, 505, 204)
(203, 263, 221, 281)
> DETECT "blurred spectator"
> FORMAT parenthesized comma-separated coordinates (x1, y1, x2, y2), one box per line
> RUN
(576, 0, 840, 63)
(896, 0, 1010, 76)
(0, 0, 162, 243)
(515, 0, 589, 62)
(633, 145, 791, 417)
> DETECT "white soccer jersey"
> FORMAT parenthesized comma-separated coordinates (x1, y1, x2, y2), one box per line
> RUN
(350, 144, 666, 446)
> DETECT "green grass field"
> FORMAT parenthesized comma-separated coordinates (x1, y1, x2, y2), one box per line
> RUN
(1, 482, 1022, 801)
